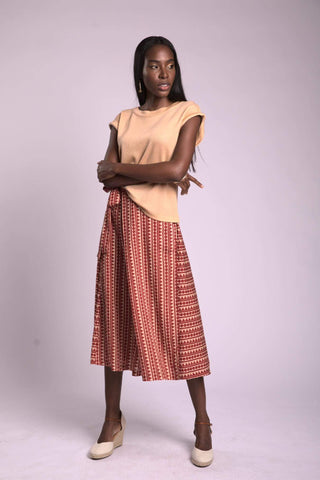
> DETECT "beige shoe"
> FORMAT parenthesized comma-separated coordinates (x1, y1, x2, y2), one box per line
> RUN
(89, 410, 126, 459)
(191, 419, 214, 467)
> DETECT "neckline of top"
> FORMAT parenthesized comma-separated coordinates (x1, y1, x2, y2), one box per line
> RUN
(133, 101, 183, 115)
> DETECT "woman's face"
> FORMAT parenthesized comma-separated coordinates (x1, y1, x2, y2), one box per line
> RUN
(141, 45, 176, 99)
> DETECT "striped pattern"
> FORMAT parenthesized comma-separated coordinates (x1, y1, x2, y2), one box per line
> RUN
(90, 187, 211, 381)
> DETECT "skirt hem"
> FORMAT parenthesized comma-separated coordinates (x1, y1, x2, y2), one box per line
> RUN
(90, 361, 211, 382)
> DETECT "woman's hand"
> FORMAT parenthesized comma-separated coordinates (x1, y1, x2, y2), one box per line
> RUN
(173, 173, 204, 195)
(97, 160, 117, 182)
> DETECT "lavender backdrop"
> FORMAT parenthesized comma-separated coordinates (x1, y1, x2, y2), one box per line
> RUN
(0, 1, 319, 479)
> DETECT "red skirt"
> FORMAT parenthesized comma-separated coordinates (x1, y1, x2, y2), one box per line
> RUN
(90, 187, 211, 381)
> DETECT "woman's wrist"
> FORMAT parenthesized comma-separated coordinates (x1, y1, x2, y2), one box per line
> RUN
(113, 162, 121, 175)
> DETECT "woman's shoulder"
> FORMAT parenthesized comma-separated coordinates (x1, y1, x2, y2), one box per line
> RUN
(179, 100, 203, 111)
(174, 100, 205, 122)
(168, 100, 204, 119)
(168, 100, 203, 111)
(111, 107, 134, 116)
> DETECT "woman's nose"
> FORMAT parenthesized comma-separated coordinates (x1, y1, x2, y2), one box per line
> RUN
(159, 67, 168, 78)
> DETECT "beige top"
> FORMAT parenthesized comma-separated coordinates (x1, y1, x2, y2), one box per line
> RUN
(108, 100, 205, 222)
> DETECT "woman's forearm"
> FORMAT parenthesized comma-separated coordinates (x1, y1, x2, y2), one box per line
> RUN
(113, 161, 183, 183)
(103, 174, 148, 189)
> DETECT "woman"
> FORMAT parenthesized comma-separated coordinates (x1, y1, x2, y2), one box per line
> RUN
(89, 35, 213, 468)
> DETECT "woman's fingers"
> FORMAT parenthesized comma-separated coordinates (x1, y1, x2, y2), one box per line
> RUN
(180, 179, 190, 195)
(97, 161, 116, 182)
(173, 173, 204, 193)
(173, 177, 192, 195)
(187, 174, 204, 188)
(98, 171, 115, 181)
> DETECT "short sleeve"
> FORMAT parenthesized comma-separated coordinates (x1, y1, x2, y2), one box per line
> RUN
(181, 101, 205, 146)
(108, 112, 121, 131)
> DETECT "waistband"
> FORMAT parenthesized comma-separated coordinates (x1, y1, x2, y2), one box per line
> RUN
(107, 187, 124, 207)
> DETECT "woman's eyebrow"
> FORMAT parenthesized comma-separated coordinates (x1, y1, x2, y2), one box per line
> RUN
(147, 58, 175, 62)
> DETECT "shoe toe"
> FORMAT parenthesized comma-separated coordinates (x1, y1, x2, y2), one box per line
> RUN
(89, 412, 126, 459)
(89, 441, 114, 459)
(191, 446, 214, 467)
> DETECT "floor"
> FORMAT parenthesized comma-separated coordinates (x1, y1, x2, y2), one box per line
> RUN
(1, 379, 319, 480)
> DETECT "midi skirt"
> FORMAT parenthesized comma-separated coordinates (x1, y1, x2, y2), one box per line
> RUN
(90, 187, 211, 381)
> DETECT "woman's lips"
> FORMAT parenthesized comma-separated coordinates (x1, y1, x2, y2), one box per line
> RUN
(157, 83, 170, 91)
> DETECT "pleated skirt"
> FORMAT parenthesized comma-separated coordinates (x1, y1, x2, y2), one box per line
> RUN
(90, 187, 211, 381)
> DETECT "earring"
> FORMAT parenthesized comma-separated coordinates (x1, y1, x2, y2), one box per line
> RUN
(138, 80, 142, 93)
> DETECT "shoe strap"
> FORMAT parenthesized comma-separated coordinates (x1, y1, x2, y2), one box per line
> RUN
(194, 421, 213, 434)
(105, 411, 122, 422)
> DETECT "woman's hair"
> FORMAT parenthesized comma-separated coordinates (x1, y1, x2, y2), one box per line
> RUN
(133, 35, 199, 172)
(134, 35, 187, 104)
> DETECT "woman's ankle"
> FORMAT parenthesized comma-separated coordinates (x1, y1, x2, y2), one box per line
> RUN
(105, 407, 121, 419)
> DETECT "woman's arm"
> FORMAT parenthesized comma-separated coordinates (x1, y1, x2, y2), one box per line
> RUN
(97, 116, 202, 184)
(100, 128, 146, 189)
(103, 174, 147, 189)
(99, 125, 145, 188)
(103, 172, 203, 195)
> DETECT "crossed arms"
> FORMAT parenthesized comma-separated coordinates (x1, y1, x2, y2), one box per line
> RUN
(98, 115, 204, 194)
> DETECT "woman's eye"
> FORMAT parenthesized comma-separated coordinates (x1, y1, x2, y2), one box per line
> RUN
(150, 64, 175, 69)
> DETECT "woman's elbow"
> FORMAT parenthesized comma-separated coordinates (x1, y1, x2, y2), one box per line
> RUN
(170, 168, 187, 182)
(168, 164, 186, 182)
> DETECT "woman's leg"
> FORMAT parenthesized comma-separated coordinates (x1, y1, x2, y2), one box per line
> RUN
(186, 376, 212, 450)
(97, 366, 124, 443)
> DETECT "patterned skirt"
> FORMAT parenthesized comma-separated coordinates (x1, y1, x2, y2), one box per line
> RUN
(90, 187, 211, 381)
